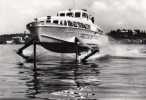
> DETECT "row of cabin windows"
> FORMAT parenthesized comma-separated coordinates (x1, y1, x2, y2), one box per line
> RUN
(44, 19, 90, 29)
(59, 12, 88, 19)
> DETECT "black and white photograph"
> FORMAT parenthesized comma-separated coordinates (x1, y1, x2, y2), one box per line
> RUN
(0, 0, 146, 99)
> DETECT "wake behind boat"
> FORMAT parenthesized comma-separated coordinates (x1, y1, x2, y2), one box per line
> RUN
(17, 9, 108, 62)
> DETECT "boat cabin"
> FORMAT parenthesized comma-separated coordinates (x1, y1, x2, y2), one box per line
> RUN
(38, 9, 91, 30)
(35, 9, 100, 32)
(44, 18, 91, 30)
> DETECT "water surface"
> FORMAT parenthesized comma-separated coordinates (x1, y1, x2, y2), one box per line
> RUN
(0, 44, 146, 100)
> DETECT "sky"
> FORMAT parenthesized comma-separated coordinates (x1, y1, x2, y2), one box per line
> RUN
(1, 0, 146, 34)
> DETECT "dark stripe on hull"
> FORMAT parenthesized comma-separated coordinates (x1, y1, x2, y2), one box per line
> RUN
(40, 42, 89, 53)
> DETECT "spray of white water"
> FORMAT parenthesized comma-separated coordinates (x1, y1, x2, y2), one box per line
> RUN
(92, 36, 146, 60)
(108, 43, 146, 58)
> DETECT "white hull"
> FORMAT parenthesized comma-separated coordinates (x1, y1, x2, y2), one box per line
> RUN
(31, 25, 101, 43)
(28, 24, 108, 53)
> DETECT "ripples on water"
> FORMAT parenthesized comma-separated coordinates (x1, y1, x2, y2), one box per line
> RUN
(0, 45, 146, 100)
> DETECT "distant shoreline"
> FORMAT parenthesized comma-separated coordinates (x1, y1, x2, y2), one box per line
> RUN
(0, 33, 31, 44)
(107, 29, 146, 44)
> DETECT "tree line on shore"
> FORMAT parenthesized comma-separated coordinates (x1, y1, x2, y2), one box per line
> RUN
(107, 29, 146, 44)
(107, 29, 146, 39)
(0, 33, 31, 44)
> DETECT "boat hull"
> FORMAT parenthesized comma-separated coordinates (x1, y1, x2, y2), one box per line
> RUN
(27, 23, 106, 53)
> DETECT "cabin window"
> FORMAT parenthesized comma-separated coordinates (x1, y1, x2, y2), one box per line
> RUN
(46, 19, 51, 23)
(60, 20, 63, 25)
(75, 12, 80, 17)
(60, 13, 65, 16)
(78, 22, 82, 28)
(64, 20, 67, 26)
(66, 12, 73, 17)
(82, 13, 88, 18)
(67, 21, 73, 26)
(53, 20, 58, 24)
(47, 16, 51, 19)
(85, 24, 90, 29)
(82, 24, 86, 29)
(77, 22, 84, 28)
(40, 21, 44, 24)
(73, 22, 78, 27)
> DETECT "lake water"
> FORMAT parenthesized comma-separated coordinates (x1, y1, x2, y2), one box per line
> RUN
(0, 44, 146, 100)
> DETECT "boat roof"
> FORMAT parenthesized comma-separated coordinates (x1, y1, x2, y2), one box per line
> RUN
(57, 9, 89, 14)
